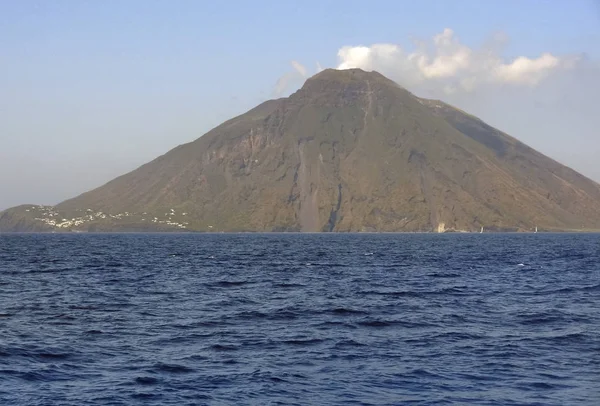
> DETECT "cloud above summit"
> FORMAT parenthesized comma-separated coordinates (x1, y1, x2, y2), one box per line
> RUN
(336, 28, 575, 93)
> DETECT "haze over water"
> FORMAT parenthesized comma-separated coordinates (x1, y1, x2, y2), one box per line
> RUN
(1, 233, 599, 405)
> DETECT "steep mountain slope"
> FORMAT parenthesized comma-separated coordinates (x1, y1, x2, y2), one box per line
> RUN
(2, 68, 600, 232)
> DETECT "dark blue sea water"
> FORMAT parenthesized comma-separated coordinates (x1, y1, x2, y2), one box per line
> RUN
(0, 233, 599, 405)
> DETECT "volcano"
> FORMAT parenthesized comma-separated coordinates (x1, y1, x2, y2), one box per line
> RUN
(3, 68, 600, 232)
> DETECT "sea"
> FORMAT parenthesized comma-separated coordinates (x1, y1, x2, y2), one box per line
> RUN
(0, 233, 599, 405)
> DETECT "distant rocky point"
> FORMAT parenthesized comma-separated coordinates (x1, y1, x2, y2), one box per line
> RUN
(3, 68, 600, 233)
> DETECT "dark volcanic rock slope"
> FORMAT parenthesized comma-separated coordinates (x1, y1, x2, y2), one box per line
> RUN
(3, 68, 600, 232)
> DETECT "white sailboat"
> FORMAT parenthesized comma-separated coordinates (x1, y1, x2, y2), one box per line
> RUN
(480, 226, 484, 234)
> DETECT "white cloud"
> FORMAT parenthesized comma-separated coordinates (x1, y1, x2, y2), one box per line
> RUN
(338, 46, 373, 70)
(273, 60, 310, 97)
(273, 73, 294, 97)
(291, 60, 308, 78)
(336, 28, 575, 93)
(413, 28, 472, 79)
(494, 53, 559, 85)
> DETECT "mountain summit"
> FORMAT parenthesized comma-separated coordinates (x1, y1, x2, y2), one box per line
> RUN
(3, 68, 600, 232)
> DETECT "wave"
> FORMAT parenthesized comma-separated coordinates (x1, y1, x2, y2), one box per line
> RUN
(150, 362, 195, 374)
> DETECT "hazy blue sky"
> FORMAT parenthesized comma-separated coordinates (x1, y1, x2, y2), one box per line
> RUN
(1, 0, 600, 210)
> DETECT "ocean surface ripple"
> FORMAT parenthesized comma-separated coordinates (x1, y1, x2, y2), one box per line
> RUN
(1, 233, 599, 405)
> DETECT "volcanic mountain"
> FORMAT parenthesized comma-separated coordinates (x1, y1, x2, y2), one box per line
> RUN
(3, 68, 600, 232)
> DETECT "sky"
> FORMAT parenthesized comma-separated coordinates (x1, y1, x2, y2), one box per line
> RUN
(1, 0, 600, 210)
